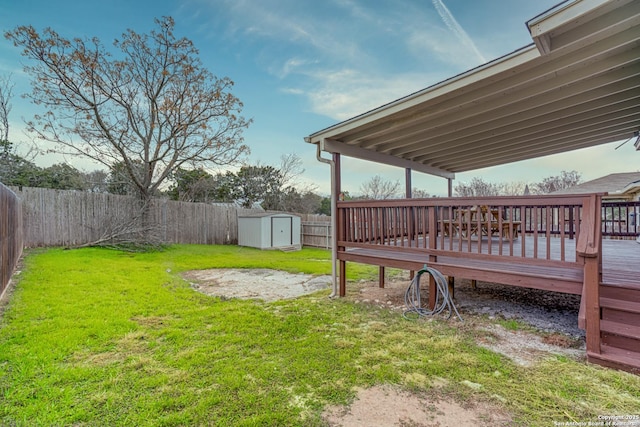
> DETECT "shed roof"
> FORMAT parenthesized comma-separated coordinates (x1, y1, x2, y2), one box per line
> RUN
(305, 0, 640, 179)
(238, 212, 300, 219)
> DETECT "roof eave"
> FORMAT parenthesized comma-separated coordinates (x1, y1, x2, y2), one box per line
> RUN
(305, 45, 540, 145)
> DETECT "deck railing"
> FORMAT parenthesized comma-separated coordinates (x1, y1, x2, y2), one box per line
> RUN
(337, 194, 599, 264)
(601, 201, 640, 237)
(521, 205, 581, 237)
(337, 193, 606, 360)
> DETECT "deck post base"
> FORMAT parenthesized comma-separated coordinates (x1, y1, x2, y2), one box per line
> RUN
(448, 276, 455, 299)
(339, 260, 346, 297)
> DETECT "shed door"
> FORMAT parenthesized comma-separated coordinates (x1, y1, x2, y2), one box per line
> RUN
(271, 217, 292, 247)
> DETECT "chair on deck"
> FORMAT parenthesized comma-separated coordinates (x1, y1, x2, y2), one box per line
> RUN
(478, 205, 520, 239)
(439, 205, 520, 239)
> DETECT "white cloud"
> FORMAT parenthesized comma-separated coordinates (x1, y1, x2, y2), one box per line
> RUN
(431, 0, 486, 64)
(188, 1, 520, 134)
(273, 57, 318, 79)
(406, 21, 489, 70)
(300, 68, 444, 121)
(281, 87, 304, 96)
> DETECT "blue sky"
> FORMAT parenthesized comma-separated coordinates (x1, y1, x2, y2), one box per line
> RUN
(1, 0, 638, 196)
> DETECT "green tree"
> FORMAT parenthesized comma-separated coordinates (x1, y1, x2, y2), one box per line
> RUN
(82, 169, 110, 193)
(107, 161, 143, 195)
(318, 197, 331, 215)
(168, 167, 217, 202)
(276, 188, 323, 214)
(39, 163, 87, 190)
(166, 154, 322, 212)
(209, 171, 237, 204)
(6, 17, 250, 208)
(0, 148, 42, 187)
(232, 165, 283, 208)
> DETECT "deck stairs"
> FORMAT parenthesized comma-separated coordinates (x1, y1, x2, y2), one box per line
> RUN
(587, 282, 640, 374)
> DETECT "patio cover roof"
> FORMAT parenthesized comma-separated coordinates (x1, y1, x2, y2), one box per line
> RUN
(305, 0, 640, 180)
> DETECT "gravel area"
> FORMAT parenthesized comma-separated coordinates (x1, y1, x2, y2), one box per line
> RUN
(452, 278, 585, 339)
(351, 275, 587, 366)
(185, 268, 585, 340)
(351, 275, 584, 338)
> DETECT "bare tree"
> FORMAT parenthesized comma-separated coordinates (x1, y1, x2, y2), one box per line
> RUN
(5, 17, 251, 209)
(0, 74, 13, 145)
(502, 181, 528, 196)
(359, 175, 401, 199)
(269, 153, 317, 208)
(0, 76, 41, 186)
(454, 177, 502, 197)
(411, 187, 431, 198)
(532, 170, 582, 194)
(278, 153, 305, 188)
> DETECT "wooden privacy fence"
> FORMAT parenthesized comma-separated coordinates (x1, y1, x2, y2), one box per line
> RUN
(299, 214, 332, 249)
(0, 183, 23, 299)
(11, 187, 261, 248)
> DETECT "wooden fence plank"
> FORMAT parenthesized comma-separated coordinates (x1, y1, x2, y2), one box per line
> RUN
(0, 183, 23, 300)
(5, 187, 334, 251)
(10, 187, 264, 247)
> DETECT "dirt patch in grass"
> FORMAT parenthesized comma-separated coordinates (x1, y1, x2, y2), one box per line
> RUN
(474, 325, 584, 366)
(182, 268, 332, 302)
(184, 268, 589, 426)
(322, 384, 512, 427)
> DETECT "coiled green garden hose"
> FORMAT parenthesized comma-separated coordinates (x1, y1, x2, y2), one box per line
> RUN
(403, 265, 463, 321)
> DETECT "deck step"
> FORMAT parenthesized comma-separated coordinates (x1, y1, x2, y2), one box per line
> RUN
(588, 345, 640, 374)
(277, 245, 301, 252)
(600, 283, 640, 302)
(599, 297, 640, 314)
(600, 319, 640, 340)
(580, 284, 640, 332)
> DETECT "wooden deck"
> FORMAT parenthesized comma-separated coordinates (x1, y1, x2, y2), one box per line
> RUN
(341, 237, 640, 290)
(334, 195, 640, 373)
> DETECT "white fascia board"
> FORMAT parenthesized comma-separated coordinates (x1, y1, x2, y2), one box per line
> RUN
(528, 0, 623, 54)
(321, 139, 455, 179)
(528, 0, 607, 37)
(621, 180, 640, 194)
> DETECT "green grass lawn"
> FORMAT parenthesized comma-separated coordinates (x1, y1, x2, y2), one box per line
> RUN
(1, 245, 639, 426)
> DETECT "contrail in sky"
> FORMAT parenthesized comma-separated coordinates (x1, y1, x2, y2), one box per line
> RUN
(432, 0, 487, 64)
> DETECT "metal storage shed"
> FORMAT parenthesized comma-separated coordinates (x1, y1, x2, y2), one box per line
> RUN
(238, 212, 301, 250)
